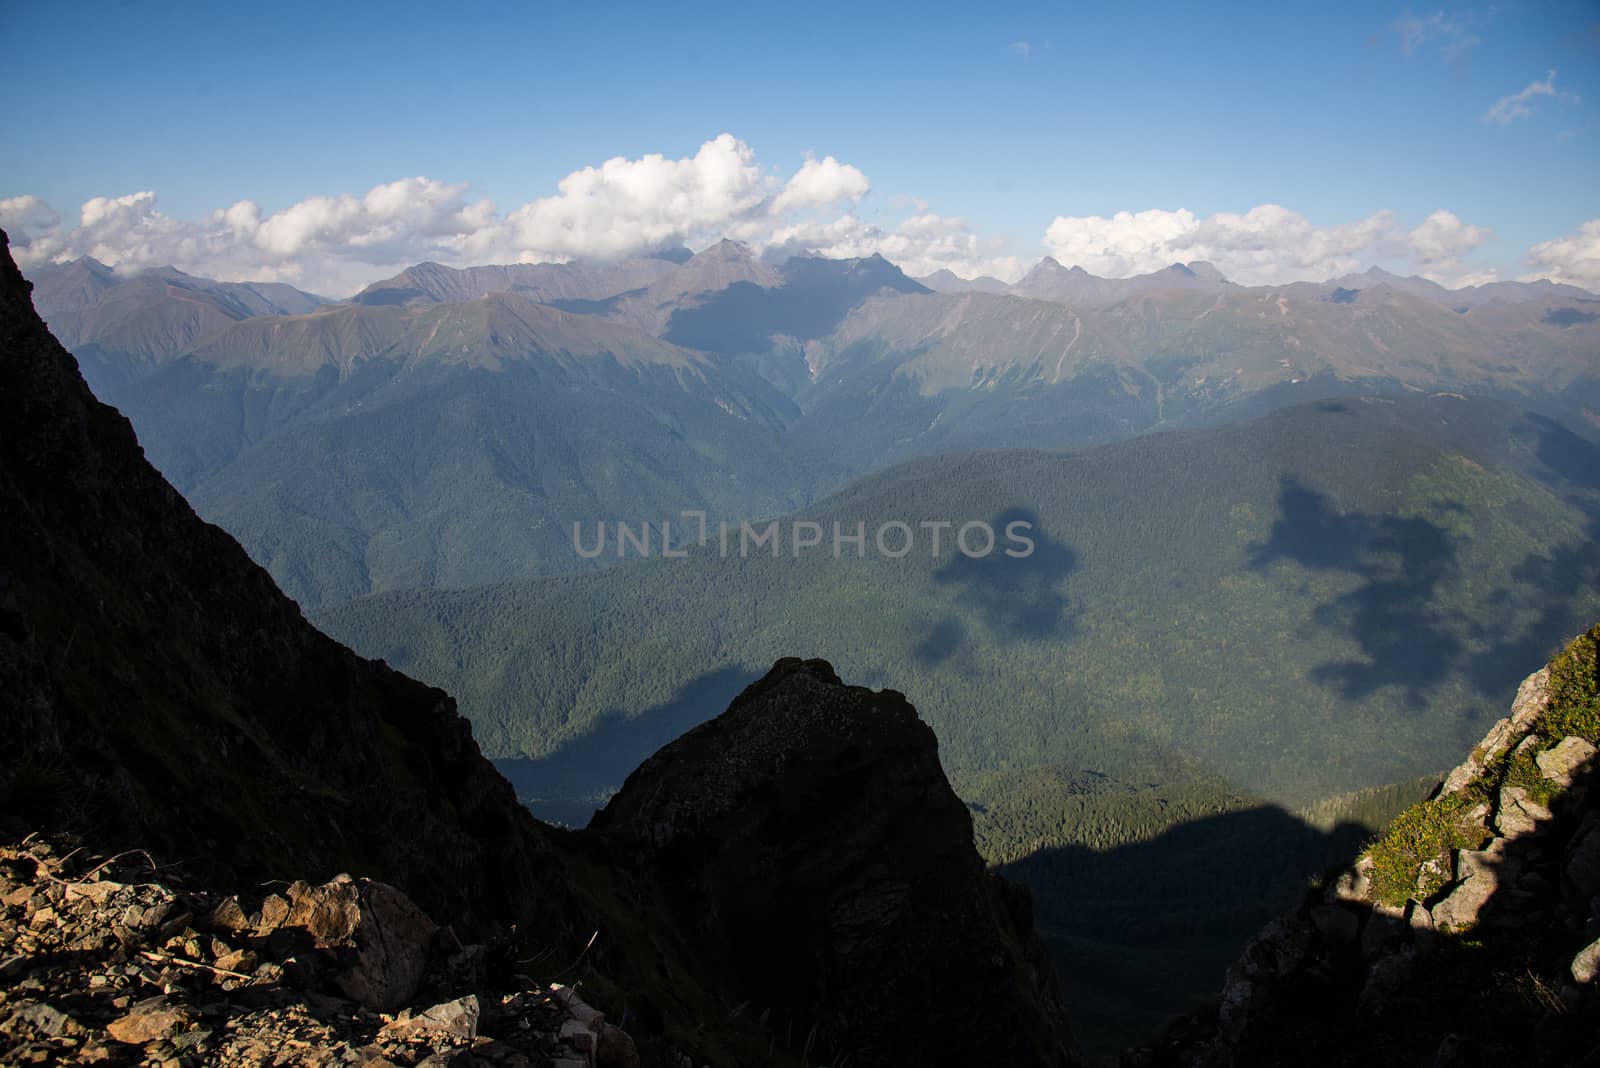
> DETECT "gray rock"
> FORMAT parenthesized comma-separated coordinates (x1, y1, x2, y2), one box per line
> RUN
(7, 999, 78, 1037)
(1537, 736, 1598, 788)
(382, 994, 480, 1041)
(1568, 814, 1600, 896)
(1572, 937, 1600, 984)
(1360, 907, 1406, 961)
(1509, 668, 1552, 730)
(332, 881, 438, 1012)
(1497, 785, 1553, 838)
(1309, 905, 1359, 944)
(1359, 946, 1417, 1012)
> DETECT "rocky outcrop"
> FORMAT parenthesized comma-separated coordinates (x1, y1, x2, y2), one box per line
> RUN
(591, 657, 1081, 1068)
(1129, 625, 1600, 1068)
(0, 836, 632, 1067)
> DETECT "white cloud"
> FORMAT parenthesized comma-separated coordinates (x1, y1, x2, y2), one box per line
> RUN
(1407, 209, 1493, 268)
(1, 136, 1026, 293)
(1393, 11, 1478, 62)
(771, 155, 871, 215)
(1043, 204, 1419, 285)
(1009, 40, 1031, 59)
(1483, 70, 1574, 126)
(764, 211, 1024, 281)
(1523, 219, 1600, 290)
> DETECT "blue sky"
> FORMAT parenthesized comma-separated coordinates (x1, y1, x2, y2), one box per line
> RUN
(3, 0, 1597, 292)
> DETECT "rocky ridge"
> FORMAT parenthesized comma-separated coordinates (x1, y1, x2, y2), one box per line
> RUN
(1131, 624, 1600, 1067)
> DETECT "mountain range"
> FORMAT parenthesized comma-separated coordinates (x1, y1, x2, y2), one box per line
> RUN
(23, 244, 1599, 609)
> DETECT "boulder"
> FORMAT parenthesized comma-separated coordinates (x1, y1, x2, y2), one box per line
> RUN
(1573, 938, 1600, 985)
(105, 996, 194, 1045)
(381, 995, 480, 1041)
(1497, 785, 1553, 838)
(1566, 813, 1600, 896)
(255, 877, 438, 1011)
(1309, 905, 1360, 945)
(1431, 841, 1517, 932)
(1537, 736, 1598, 789)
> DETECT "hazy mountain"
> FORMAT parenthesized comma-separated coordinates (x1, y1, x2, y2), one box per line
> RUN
(1318, 266, 1598, 308)
(771, 281, 1600, 474)
(26, 257, 329, 393)
(101, 290, 821, 606)
(351, 255, 681, 307)
(1010, 257, 1232, 305)
(916, 268, 1013, 294)
(662, 251, 930, 351)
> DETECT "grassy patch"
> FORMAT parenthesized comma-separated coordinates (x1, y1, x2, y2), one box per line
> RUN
(1368, 793, 1488, 907)
(1542, 623, 1600, 744)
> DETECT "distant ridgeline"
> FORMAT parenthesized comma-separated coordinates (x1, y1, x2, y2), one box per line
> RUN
(23, 247, 1600, 608)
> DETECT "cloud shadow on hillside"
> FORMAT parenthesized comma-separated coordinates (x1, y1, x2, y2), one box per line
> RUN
(917, 507, 1078, 663)
(1249, 477, 1461, 702)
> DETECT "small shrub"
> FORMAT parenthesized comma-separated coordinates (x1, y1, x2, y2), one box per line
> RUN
(1542, 623, 1600, 744)
(1368, 793, 1487, 907)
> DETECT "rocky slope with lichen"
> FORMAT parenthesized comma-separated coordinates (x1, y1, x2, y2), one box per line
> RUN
(1129, 624, 1600, 1067)
(0, 226, 1079, 1065)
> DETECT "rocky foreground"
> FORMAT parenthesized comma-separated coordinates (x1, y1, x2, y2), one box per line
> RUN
(0, 835, 641, 1067)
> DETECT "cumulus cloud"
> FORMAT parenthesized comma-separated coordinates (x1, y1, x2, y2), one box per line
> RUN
(1043, 204, 1419, 285)
(1484, 70, 1574, 125)
(2, 136, 979, 294)
(771, 155, 871, 215)
(1523, 219, 1600, 290)
(1407, 209, 1493, 268)
(765, 210, 1024, 281)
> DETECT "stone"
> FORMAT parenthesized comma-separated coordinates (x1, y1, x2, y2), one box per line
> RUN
(255, 894, 290, 931)
(105, 996, 194, 1045)
(203, 896, 250, 933)
(331, 882, 438, 1012)
(1431, 876, 1496, 932)
(1360, 907, 1406, 961)
(7, 999, 79, 1037)
(1358, 946, 1417, 1012)
(596, 1023, 641, 1068)
(213, 948, 258, 974)
(1326, 862, 1372, 905)
(1572, 938, 1600, 985)
(1430, 841, 1518, 934)
(282, 880, 361, 944)
(1497, 785, 1553, 838)
(1509, 668, 1552, 731)
(381, 995, 480, 1041)
(1309, 905, 1359, 944)
(1537, 736, 1598, 788)
(1567, 814, 1600, 896)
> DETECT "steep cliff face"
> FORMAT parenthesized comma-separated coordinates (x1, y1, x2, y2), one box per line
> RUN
(593, 657, 1080, 1067)
(0, 230, 573, 942)
(0, 229, 1079, 1066)
(1133, 625, 1600, 1068)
